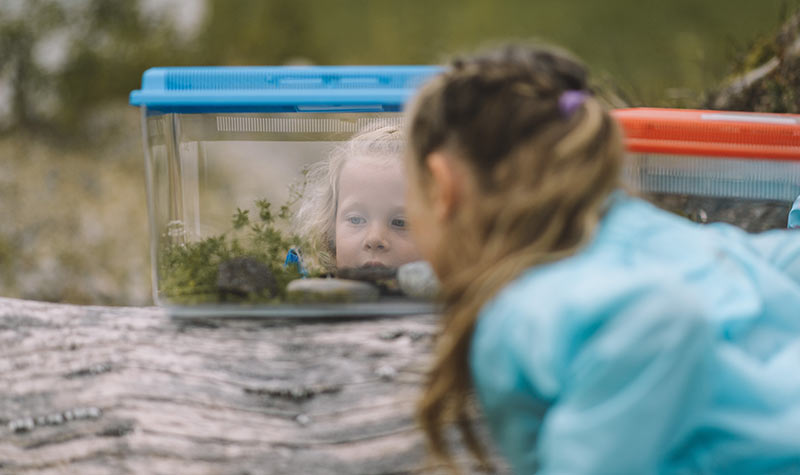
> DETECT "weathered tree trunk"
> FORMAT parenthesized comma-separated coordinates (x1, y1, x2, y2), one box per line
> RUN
(0, 298, 502, 474)
(709, 10, 800, 113)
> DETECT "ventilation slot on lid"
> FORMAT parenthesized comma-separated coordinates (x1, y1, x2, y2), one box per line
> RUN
(215, 116, 403, 134)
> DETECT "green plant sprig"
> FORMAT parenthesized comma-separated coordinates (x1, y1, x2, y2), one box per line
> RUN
(158, 197, 318, 305)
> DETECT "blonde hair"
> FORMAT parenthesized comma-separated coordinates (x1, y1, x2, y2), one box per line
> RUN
(294, 124, 404, 270)
(408, 44, 624, 470)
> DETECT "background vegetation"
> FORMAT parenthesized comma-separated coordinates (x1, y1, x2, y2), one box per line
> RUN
(0, 0, 796, 305)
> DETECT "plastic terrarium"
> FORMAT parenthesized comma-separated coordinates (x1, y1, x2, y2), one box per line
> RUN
(130, 67, 800, 318)
(613, 108, 800, 232)
(130, 66, 441, 317)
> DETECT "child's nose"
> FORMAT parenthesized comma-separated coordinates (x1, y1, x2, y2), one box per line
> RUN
(363, 224, 390, 251)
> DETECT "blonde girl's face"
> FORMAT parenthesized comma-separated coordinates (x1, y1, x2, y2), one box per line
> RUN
(334, 155, 422, 269)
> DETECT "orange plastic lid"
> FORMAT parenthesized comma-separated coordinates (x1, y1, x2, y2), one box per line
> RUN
(611, 108, 800, 161)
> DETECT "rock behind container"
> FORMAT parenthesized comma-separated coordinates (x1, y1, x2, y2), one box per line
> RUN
(217, 257, 278, 297)
(645, 193, 792, 232)
(397, 261, 440, 300)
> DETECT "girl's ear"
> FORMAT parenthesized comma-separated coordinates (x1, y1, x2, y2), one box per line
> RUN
(426, 151, 464, 221)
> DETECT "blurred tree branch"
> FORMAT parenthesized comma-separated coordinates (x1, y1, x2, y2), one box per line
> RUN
(0, 0, 188, 143)
(0, 0, 794, 144)
(707, 8, 800, 112)
(0, 0, 65, 131)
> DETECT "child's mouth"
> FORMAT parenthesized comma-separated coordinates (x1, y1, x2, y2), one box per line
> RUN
(362, 261, 387, 268)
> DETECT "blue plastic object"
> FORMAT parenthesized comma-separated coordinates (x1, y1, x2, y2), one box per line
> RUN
(790, 194, 800, 229)
(283, 248, 308, 277)
(129, 66, 443, 113)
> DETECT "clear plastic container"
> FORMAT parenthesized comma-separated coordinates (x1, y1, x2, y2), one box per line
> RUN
(614, 108, 800, 232)
(130, 69, 800, 318)
(130, 66, 441, 317)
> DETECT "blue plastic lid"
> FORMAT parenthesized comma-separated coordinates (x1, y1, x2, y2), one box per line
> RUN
(129, 65, 442, 113)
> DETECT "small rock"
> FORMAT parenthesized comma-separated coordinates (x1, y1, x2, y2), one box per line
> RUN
(295, 414, 311, 426)
(217, 257, 278, 297)
(397, 261, 440, 299)
(336, 266, 402, 295)
(286, 278, 379, 303)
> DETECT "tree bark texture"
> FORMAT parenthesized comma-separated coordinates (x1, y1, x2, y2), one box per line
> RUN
(0, 298, 501, 474)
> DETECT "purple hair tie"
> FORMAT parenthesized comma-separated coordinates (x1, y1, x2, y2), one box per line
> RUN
(559, 90, 589, 117)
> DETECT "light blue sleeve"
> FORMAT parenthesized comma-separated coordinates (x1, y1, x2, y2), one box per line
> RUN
(707, 212, 800, 287)
(527, 282, 713, 474)
(743, 230, 800, 286)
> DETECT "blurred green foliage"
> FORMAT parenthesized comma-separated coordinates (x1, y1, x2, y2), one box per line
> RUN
(0, 0, 796, 306)
(0, 0, 796, 142)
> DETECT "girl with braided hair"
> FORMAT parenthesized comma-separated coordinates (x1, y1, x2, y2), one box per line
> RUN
(406, 44, 800, 474)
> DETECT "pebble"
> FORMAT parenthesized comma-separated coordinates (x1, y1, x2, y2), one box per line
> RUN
(286, 278, 379, 303)
(397, 261, 440, 299)
(336, 266, 402, 295)
(295, 414, 311, 426)
(217, 257, 278, 297)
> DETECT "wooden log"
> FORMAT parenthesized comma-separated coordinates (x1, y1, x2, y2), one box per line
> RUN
(0, 298, 503, 474)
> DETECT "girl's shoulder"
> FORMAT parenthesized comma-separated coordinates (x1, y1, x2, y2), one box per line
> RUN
(475, 193, 705, 336)
(472, 252, 706, 398)
(477, 249, 700, 334)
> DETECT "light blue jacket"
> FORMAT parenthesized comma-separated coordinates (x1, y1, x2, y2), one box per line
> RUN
(471, 193, 800, 474)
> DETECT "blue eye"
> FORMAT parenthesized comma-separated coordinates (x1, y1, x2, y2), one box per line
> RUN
(391, 217, 406, 228)
(347, 216, 366, 225)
